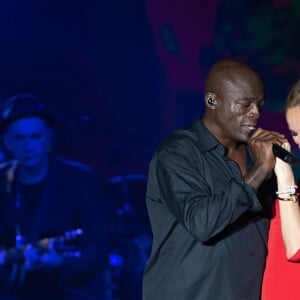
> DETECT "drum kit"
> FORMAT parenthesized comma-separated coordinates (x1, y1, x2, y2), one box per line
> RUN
(102, 174, 152, 300)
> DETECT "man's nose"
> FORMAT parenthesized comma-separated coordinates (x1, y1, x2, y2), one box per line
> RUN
(248, 103, 260, 119)
(24, 139, 34, 149)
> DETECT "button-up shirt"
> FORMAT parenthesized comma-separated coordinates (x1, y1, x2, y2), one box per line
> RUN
(143, 118, 275, 300)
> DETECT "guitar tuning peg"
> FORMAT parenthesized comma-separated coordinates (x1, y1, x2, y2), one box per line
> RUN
(64, 228, 83, 240)
(73, 251, 81, 258)
(75, 229, 83, 235)
(63, 251, 81, 258)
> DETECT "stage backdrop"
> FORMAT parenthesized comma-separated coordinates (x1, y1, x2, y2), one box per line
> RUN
(0, 0, 299, 179)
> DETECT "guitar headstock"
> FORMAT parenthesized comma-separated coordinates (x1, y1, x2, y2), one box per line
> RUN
(39, 229, 84, 258)
(63, 228, 84, 240)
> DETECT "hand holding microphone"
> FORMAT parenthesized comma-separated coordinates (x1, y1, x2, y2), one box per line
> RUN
(248, 128, 287, 171)
(272, 143, 300, 165)
(273, 142, 297, 197)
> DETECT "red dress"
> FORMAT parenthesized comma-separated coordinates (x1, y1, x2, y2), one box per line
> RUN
(262, 199, 300, 300)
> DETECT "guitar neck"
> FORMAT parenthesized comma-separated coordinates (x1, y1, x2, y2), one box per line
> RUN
(1, 228, 83, 264)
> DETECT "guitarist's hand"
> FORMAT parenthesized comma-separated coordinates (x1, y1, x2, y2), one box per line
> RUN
(24, 245, 63, 270)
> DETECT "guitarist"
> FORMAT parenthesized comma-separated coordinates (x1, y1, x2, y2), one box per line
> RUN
(0, 94, 108, 300)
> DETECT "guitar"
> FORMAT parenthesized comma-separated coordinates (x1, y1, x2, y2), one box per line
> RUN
(0, 228, 83, 291)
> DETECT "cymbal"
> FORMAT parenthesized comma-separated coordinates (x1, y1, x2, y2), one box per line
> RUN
(107, 174, 147, 184)
(104, 174, 147, 204)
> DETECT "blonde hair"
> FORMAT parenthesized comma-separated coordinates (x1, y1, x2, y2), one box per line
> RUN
(286, 79, 300, 109)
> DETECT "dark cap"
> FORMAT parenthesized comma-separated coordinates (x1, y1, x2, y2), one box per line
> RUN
(0, 93, 56, 132)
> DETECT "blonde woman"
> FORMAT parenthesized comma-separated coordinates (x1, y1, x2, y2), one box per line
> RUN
(262, 80, 300, 299)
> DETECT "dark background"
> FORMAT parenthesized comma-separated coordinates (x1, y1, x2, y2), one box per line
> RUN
(0, 0, 299, 181)
(0, 1, 299, 297)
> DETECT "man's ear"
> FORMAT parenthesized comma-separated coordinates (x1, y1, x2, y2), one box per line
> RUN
(205, 93, 217, 108)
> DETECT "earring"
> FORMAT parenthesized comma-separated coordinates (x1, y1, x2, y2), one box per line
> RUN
(207, 98, 217, 106)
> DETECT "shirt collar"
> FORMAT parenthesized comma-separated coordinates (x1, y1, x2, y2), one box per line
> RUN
(192, 118, 226, 155)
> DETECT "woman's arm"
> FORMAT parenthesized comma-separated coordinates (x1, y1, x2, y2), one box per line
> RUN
(274, 143, 300, 260)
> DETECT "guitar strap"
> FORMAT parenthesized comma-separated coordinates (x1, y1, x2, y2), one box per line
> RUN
(4, 165, 45, 291)
(13, 177, 46, 241)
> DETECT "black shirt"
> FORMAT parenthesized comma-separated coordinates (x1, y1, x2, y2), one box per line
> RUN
(0, 156, 107, 299)
(143, 118, 275, 300)
(15, 179, 46, 240)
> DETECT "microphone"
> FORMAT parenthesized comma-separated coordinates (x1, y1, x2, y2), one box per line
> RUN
(272, 144, 300, 165)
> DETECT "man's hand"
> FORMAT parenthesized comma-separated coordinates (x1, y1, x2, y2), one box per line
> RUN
(24, 245, 63, 270)
(245, 128, 287, 189)
(248, 128, 287, 172)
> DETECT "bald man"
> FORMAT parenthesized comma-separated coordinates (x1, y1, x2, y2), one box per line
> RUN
(143, 59, 286, 300)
